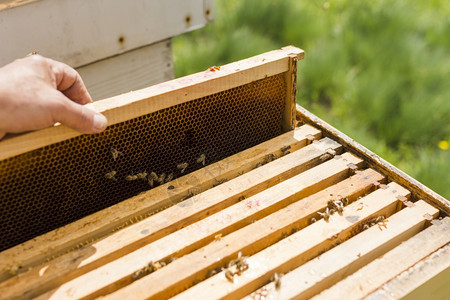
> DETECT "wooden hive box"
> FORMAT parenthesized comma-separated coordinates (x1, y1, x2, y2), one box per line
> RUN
(0, 46, 448, 299)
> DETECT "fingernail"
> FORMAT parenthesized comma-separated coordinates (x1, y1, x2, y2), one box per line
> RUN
(93, 114, 108, 132)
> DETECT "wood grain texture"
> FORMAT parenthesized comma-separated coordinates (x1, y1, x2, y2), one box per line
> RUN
(0, 46, 304, 161)
(117, 181, 408, 300)
(0, 124, 320, 282)
(371, 243, 450, 300)
(244, 200, 439, 300)
(313, 217, 450, 300)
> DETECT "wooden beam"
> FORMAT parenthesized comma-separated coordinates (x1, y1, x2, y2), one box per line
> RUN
(296, 105, 450, 216)
(369, 243, 450, 300)
(0, 124, 320, 282)
(105, 180, 407, 300)
(282, 54, 298, 131)
(244, 200, 439, 300)
(313, 217, 450, 300)
(1, 134, 338, 299)
(0, 46, 304, 161)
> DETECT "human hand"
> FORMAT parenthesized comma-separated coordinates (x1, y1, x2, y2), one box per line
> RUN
(0, 55, 108, 140)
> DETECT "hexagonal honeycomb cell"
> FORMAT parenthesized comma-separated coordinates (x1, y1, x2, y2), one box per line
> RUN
(0, 73, 287, 251)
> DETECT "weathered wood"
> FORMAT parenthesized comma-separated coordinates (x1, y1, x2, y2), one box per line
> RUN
(244, 200, 439, 300)
(0, 46, 304, 160)
(2, 135, 338, 299)
(106, 180, 408, 300)
(0, 0, 213, 67)
(313, 217, 450, 300)
(296, 104, 450, 215)
(369, 243, 450, 300)
(77, 39, 174, 101)
(0, 124, 320, 282)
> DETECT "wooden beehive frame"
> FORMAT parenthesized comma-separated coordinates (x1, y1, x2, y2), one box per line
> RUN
(0, 46, 303, 161)
(0, 46, 448, 299)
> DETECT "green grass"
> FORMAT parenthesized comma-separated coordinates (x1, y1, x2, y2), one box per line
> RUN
(172, 0, 450, 199)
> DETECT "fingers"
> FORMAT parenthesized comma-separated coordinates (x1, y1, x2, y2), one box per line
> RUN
(0, 131, 5, 140)
(49, 58, 93, 105)
(50, 92, 108, 134)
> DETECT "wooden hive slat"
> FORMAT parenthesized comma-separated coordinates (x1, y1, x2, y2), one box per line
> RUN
(156, 181, 410, 300)
(0, 123, 320, 282)
(367, 242, 450, 300)
(244, 200, 440, 300)
(314, 217, 450, 300)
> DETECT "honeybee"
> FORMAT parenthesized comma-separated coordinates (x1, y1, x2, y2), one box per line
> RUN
(105, 170, 117, 181)
(264, 153, 277, 164)
(110, 147, 123, 161)
(177, 162, 189, 173)
(273, 272, 281, 290)
(131, 269, 144, 280)
(137, 172, 148, 180)
(334, 200, 344, 215)
(157, 173, 166, 185)
(254, 162, 263, 169)
(148, 172, 158, 187)
(376, 216, 385, 223)
(329, 208, 336, 215)
(342, 197, 349, 205)
(327, 200, 336, 209)
(317, 208, 330, 222)
(310, 217, 317, 224)
(281, 145, 291, 153)
(224, 269, 234, 283)
(362, 224, 370, 230)
(165, 173, 174, 183)
(235, 253, 249, 274)
(126, 174, 138, 181)
(197, 154, 206, 166)
(320, 153, 332, 162)
(152, 261, 162, 270)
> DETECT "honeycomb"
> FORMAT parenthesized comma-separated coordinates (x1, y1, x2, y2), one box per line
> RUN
(0, 73, 288, 251)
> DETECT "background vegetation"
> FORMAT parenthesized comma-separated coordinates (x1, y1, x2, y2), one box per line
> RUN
(172, 0, 449, 199)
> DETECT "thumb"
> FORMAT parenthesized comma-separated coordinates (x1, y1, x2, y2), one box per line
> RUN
(51, 94, 108, 134)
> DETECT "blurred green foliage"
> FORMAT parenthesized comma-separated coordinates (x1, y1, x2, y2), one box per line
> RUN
(173, 0, 449, 199)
